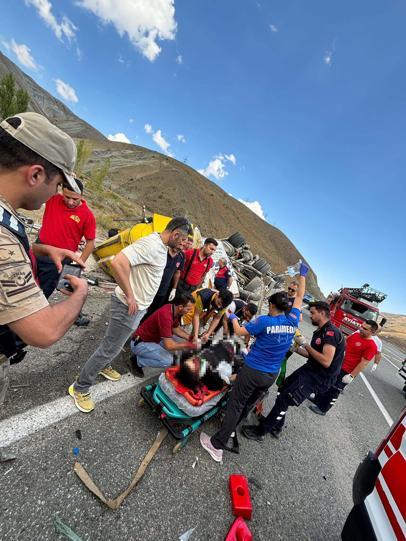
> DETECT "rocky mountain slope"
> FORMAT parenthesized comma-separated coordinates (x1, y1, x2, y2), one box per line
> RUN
(0, 51, 105, 140)
(0, 52, 323, 298)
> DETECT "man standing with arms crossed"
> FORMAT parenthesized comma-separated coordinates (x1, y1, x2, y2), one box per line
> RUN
(36, 178, 96, 325)
(177, 238, 217, 294)
(0, 112, 88, 406)
(69, 217, 191, 413)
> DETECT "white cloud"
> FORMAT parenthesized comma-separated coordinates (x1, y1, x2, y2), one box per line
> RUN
(25, 0, 77, 42)
(269, 24, 278, 33)
(324, 41, 336, 67)
(198, 152, 237, 180)
(176, 54, 183, 64)
(225, 153, 237, 165)
(144, 123, 173, 155)
(55, 79, 78, 103)
(199, 157, 228, 180)
(108, 132, 131, 144)
(238, 199, 266, 220)
(129, 118, 134, 124)
(77, 0, 177, 61)
(153, 129, 172, 155)
(177, 134, 186, 143)
(2, 39, 39, 70)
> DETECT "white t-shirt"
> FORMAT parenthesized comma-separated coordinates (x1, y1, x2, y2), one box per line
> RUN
(114, 232, 168, 310)
(372, 335, 382, 353)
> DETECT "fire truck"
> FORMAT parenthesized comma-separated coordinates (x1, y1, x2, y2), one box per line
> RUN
(342, 406, 406, 540)
(327, 284, 387, 336)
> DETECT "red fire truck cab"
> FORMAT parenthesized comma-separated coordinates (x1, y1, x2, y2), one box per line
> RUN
(328, 284, 387, 336)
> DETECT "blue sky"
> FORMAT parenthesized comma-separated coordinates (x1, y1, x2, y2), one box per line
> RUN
(1, 0, 405, 314)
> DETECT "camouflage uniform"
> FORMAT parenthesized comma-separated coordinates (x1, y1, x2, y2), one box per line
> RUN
(0, 197, 48, 405)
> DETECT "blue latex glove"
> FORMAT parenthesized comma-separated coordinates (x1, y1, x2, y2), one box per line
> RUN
(228, 313, 238, 322)
(300, 262, 309, 277)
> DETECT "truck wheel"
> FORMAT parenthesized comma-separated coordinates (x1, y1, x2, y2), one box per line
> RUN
(253, 258, 272, 275)
(222, 240, 235, 257)
(240, 289, 261, 301)
(242, 267, 257, 281)
(228, 232, 246, 249)
(245, 276, 262, 292)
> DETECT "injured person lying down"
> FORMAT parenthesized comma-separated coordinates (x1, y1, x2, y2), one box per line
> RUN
(158, 341, 243, 417)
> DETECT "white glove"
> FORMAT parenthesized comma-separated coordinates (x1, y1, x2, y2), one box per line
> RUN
(371, 363, 378, 372)
(168, 288, 176, 302)
(342, 374, 354, 385)
(294, 334, 307, 347)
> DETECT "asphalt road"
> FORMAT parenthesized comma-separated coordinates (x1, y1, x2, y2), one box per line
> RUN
(0, 293, 405, 541)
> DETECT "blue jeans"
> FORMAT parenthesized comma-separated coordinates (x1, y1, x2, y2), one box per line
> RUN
(131, 340, 174, 368)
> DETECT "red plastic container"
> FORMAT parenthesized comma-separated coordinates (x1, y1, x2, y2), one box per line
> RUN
(224, 516, 253, 541)
(229, 474, 252, 520)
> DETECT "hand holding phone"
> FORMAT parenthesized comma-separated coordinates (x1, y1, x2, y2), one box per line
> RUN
(56, 263, 82, 292)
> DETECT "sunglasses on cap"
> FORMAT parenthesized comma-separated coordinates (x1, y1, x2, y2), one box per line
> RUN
(168, 218, 192, 234)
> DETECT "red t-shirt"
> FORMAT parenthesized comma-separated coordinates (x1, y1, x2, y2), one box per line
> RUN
(39, 194, 96, 252)
(180, 249, 213, 286)
(342, 332, 378, 374)
(136, 304, 179, 343)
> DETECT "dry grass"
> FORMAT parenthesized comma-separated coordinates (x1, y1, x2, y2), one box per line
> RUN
(381, 313, 406, 351)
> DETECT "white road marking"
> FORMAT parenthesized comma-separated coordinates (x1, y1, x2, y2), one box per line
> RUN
(360, 373, 393, 427)
(383, 354, 401, 370)
(0, 373, 148, 448)
(383, 346, 404, 361)
(384, 350, 404, 363)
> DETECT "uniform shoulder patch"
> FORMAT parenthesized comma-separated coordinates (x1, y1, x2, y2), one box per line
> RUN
(326, 330, 335, 336)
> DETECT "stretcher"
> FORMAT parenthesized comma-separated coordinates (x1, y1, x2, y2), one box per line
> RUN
(139, 377, 230, 454)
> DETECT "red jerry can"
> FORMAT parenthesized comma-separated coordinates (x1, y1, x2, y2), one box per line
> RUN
(224, 516, 253, 541)
(229, 474, 252, 520)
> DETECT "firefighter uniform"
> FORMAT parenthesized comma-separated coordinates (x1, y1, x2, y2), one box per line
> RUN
(260, 320, 345, 435)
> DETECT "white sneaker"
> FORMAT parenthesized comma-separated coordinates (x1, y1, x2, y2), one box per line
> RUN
(200, 432, 223, 463)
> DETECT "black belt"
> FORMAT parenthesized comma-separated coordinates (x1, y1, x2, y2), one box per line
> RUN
(133, 336, 144, 345)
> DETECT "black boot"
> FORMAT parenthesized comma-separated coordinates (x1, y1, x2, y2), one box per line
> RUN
(241, 425, 266, 442)
(128, 354, 144, 378)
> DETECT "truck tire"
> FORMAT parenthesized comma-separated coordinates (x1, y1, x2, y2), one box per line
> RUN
(252, 258, 271, 275)
(242, 267, 257, 281)
(228, 232, 246, 249)
(245, 276, 262, 292)
(240, 289, 261, 302)
(221, 240, 235, 257)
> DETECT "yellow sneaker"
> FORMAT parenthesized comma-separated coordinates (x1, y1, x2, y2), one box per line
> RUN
(68, 384, 95, 413)
(99, 366, 121, 382)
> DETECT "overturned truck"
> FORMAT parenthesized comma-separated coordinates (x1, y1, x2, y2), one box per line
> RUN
(93, 213, 300, 304)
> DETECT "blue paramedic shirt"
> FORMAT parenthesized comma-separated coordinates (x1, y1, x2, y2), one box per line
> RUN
(244, 308, 301, 374)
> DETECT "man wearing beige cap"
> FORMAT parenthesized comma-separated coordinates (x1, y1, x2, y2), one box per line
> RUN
(0, 112, 88, 407)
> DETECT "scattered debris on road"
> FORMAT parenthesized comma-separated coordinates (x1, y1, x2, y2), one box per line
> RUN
(74, 429, 168, 509)
(53, 516, 83, 541)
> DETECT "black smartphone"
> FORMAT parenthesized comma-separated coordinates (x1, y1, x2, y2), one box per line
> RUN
(56, 263, 82, 292)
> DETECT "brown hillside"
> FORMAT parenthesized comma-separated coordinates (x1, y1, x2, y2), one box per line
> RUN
(84, 139, 323, 298)
(381, 313, 406, 351)
(0, 52, 323, 298)
(0, 51, 105, 140)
